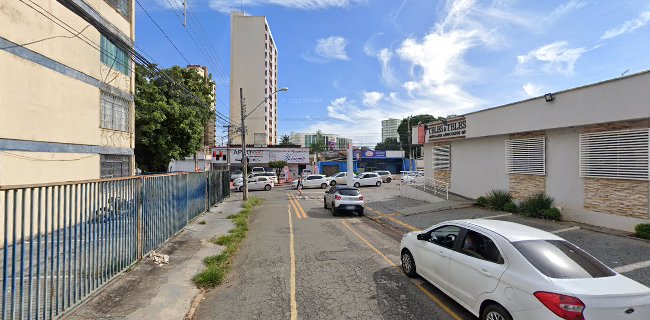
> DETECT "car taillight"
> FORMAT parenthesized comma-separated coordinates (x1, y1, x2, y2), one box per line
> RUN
(335, 195, 342, 200)
(358, 195, 364, 200)
(534, 292, 585, 320)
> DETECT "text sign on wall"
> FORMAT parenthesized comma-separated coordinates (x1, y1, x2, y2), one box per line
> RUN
(427, 117, 466, 142)
(353, 150, 386, 159)
(211, 148, 309, 164)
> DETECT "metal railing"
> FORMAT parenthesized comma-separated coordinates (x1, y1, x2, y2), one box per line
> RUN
(400, 171, 449, 200)
(0, 171, 230, 320)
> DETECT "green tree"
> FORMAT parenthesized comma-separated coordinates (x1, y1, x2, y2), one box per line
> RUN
(375, 137, 400, 151)
(279, 135, 292, 146)
(134, 64, 215, 172)
(309, 130, 327, 154)
(397, 114, 441, 158)
(268, 160, 288, 175)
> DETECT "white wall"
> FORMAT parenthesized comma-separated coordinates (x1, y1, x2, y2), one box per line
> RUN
(448, 135, 509, 198)
(545, 127, 584, 210)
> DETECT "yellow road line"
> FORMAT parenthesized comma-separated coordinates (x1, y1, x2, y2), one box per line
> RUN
(287, 194, 303, 219)
(366, 206, 419, 231)
(341, 220, 463, 320)
(289, 194, 308, 219)
(288, 204, 298, 320)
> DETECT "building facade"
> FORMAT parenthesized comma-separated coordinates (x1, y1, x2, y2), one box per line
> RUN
(289, 132, 350, 150)
(381, 118, 400, 142)
(187, 65, 216, 148)
(211, 146, 309, 177)
(230, 12, 278, 146)
(0, 0, 135, 186)
(420, 71, 650, 232)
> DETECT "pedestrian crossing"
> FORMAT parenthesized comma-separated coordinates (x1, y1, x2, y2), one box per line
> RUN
(289, 195, 323, 202)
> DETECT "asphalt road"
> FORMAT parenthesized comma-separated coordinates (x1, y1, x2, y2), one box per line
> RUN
(193, 184, 475, 320)
(194, 181, 650, 319)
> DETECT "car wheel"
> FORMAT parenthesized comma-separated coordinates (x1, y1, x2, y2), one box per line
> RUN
(357, 209, 364, 216)
(354, 182, 360, 188)
(238, 186, 244, 192)
(401, 250, 416, 277)
(264, 185, 271, 191)
(482, 304, 513, 320)
(376, 181, 382, 187)
(331, 205, 338, 216)
(330, 180, 337, 186)
(386, 177, 392, 183)
(321, 183, 328, 189)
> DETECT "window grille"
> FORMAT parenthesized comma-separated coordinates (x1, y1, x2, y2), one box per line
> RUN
(101, 91, 130, 132)
(505, 137, 546, 175)
(105, 0, 131, 20)
(580, 129, 649, 180)
(100, 154, 131, 178)
(433, 145, 450, 170)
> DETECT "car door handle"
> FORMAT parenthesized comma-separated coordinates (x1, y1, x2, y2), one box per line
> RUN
(479, 268, 492, 277)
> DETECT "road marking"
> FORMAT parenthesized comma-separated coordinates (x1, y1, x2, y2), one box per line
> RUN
(613, 260, 650, 273)
(366, 206, 419, 231)
(550, 226, 580, 234)
(340, 221, 463, 320)
(287, 194, 303, 219)
(288, 204, 298, 320)
(483, 213, 512, 219)
(288, 194, 308, 219)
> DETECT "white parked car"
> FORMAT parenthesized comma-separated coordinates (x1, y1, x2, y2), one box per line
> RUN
(374, 170, 393, 183)
(323, 186, 364, 216)
(400, 219, 650, 320)
(326, 172, 349, 186)
(401, 172, 424, 184)
(352, 172, 382, 188)
(233, 176, 274, 192)
(259, 172, 278, 184)
(292, 174, 329, 189)
(230, 170, 243, 181)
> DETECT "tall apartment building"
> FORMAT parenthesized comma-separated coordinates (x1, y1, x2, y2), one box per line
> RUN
(230, 12, 278, 146)
(382, 118, 401, 142)
(289, 132, 350, 150)
(0, 0, 135, 185)
(187, 65, 216, 148)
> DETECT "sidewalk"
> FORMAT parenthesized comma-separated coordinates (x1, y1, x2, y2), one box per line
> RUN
(67, 194, 243, 320)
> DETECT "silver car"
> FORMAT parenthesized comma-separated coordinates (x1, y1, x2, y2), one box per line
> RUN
(374, 171, 393, 183)
(323, 186, 364, 216)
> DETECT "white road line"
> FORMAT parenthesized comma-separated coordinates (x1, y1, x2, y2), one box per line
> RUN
(550, 226, 580, 234)
(613, 260, 650, 273)
(483, 213, 512, 219)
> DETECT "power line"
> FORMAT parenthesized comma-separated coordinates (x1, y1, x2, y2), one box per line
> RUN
(135, 0, 190, 65)
(0, 24, 91, 49)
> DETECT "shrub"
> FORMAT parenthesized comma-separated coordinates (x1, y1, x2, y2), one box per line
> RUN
(542, 207, 561, 221)
(519, 192, 555, 218)
(636, 223, 650, 240)
(503, 202, 518, 213)
(476, 196, 488, 207)
(485, 190, 513, 211)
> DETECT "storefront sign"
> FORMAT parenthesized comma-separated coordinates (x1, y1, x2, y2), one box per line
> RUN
(354, 150, 387, 159)
(418, 125, 426, 144)
(211, 148, 309, 164)
(427, 117, 466, 142)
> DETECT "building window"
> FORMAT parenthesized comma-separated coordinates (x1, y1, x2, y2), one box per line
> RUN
(100, 154, 131, 178)
(101, 90, 130, 132)
(100, 35, 130, 75)
(433, 145, 450, 170)
(580, 129, 649, 180)
(105, 0, 131, 19)
(505, 137, 546, 175)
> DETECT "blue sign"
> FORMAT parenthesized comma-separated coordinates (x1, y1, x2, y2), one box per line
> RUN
(354, 150, 386, 159)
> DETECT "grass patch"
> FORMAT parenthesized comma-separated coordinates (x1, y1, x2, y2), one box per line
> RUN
(192, 197, 263, 288)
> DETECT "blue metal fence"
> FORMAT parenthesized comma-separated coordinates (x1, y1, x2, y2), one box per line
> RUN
(0, 171, 230, 319)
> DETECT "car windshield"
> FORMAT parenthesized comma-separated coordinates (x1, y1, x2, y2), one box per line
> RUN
(513, 240, 615, 279)
(233, 170, 242, 174)
(338, 189, 360, 196)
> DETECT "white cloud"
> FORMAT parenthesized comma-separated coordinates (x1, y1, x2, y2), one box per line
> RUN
(517, 41, 587, 75)
(315, 36, 350, 61)
(362, 91, 384, 107)
(601, 11, 650, 39)
(522, 82, 542, 97)
(208, 0, 367, 13)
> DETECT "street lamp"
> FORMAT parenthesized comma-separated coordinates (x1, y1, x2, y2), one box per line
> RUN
(239, 87, 288, 200)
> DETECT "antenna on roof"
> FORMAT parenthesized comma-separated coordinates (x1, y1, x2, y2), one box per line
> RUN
(621, 69, 630, 77)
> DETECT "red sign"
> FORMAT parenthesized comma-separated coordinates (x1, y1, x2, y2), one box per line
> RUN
(418, 125, 425, 144)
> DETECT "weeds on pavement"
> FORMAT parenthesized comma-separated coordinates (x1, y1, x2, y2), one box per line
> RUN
(193, 197, 263, 288)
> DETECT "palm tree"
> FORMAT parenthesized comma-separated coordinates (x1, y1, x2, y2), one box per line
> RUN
(279, 135, 292, 146)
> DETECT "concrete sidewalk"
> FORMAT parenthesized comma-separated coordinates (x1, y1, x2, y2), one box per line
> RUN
(67, 194, 243, 320)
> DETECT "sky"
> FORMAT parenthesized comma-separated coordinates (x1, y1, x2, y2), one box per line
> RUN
(137, 0, 650, 146)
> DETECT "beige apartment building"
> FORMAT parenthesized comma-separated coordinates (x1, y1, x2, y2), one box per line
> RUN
(382, 118, 401, 142)
(0, 0, 135, 186)
(230, 12, 279, 146)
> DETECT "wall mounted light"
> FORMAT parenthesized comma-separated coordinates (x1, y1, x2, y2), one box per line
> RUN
(544, 93, 555, 102)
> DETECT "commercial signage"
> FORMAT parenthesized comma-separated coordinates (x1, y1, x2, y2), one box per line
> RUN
(353, 150, 386, 159)
(211, 148, 309, 164)
(417, 125, 426, 144)
(427, 117, 466, 142)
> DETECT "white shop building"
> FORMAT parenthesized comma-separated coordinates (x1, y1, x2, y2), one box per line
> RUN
(211, 146, 310, 177)
(419, 71, 650, 232)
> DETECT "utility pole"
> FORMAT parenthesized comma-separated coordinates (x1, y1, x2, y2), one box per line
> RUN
(407, 116, 412, 170)
(223, 125, 231, 172)
(240, 88, 248, 200)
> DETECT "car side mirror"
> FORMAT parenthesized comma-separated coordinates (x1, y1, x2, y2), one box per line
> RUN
(416, 233, 430, 241)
